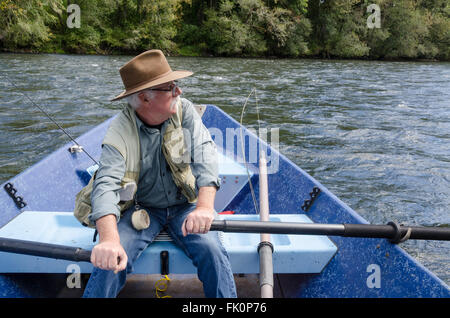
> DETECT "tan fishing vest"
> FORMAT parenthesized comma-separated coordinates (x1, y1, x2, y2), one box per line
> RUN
(74, 98, 197, 228)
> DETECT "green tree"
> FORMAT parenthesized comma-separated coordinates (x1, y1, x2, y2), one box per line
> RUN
(59, 0, 186, 54)
(381, 0, 431, 59)
(200, 0, 311, 57)
(0, 0, 448, 60)
(307, 0, 369, 58)
(59, 0, 111, 54)
(428, 12, 450, 60)
(202, 1, 267, 56)
(0, 0, 64, 51)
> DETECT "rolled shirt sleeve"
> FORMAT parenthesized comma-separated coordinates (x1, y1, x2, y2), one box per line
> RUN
(90, 144, 125, 224)
(181, 99, 221, 190)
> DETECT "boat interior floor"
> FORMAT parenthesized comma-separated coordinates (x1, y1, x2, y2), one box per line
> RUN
(5, 273, 285, 298)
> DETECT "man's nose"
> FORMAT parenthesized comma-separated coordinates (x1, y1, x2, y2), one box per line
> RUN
(174, 86, 182, 96)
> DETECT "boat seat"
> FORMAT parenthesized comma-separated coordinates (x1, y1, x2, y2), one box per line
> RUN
(0, 211, 337, 274)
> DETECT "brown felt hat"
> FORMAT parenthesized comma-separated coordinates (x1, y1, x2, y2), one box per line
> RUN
(112, 49, 193, 101)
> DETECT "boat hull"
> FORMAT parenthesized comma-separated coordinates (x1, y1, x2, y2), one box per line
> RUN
(0, 105, 448, 297)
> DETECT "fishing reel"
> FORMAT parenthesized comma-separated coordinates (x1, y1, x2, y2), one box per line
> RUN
(68, 145, 84, 153)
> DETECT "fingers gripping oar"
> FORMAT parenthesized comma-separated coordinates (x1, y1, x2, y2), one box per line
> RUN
(0, 221, 449, 262)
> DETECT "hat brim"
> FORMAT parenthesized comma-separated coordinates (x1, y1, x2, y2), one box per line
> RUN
(111, 70, 193, 101)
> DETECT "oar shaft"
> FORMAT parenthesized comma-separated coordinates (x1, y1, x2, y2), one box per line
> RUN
(211, 220, 450, 241)
(211, 220, 345, 236)
(0, 237, 91, 262)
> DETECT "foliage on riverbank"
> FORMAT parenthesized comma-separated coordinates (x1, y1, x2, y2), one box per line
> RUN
(0, 0, 449, 60)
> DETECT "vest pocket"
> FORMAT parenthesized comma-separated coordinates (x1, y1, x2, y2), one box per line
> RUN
(164, 127, 190, 164)
(74, 174, 96, 228)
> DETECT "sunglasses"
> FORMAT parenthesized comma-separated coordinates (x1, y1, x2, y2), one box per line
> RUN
(148, 82, 179, 97)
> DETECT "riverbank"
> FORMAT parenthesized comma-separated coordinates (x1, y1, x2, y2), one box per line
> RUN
(0, 49, 446, 63)
(1, 1, 448, 62)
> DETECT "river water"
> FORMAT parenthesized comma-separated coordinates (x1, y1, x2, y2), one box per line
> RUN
(0, 53, 449, 285)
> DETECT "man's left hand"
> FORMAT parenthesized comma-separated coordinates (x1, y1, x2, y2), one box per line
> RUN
(182, 206, 214, 236)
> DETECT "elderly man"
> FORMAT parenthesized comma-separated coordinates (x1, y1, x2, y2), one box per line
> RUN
(82, 50, 237, 298)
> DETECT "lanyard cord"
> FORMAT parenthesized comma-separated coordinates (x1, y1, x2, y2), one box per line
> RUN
(155, 275, 172, 298)
(2, 75, 99, 166)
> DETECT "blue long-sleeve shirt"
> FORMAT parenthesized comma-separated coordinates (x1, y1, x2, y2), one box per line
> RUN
(90, 98, 220, 224)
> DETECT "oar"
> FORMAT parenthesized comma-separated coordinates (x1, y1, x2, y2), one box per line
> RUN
(1, 220, 449, 263)
(0, 237, 91, 262)
(210, 220, 450, 243)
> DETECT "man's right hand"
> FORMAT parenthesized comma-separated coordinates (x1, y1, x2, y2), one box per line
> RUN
(91, 240, 127, 274)
(91, 214, 127, 274)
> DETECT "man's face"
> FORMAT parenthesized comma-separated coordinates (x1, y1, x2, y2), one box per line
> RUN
(137, 81, 182, 124)
(149, 81, 181, 116)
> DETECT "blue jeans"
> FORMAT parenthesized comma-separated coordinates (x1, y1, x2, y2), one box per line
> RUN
(83, 202, 237, 298)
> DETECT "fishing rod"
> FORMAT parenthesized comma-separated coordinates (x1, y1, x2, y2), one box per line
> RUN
(0, 219, 449, 263)
(2, 75, 99, 165)
(239, 88, 260, 215)
(239, 88, 274, 297)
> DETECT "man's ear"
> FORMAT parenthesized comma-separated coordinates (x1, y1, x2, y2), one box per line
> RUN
(138, 91, 148, 103)
(138, 92, 151, 103)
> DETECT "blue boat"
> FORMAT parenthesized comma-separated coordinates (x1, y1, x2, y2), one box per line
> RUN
(0, 104, 449, 298)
